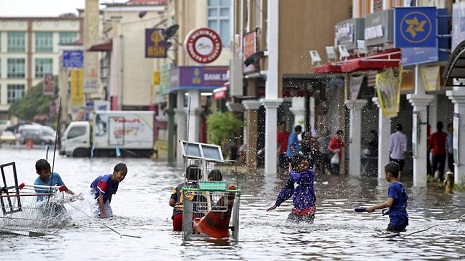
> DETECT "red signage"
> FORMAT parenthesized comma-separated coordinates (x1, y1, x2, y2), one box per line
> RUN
(185, 28, 222, 64)
(243, 30, 258, 74)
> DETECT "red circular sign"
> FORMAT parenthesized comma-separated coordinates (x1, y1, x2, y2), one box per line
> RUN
(185, 27, 222, 64)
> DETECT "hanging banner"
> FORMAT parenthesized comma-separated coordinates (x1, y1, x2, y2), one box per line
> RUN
(421, 66, 440, 91)
(43, 74, 54, 95)
(349, 74, 364, 108)
(375, 67, 402, 118)
(71, 69, 85, 107)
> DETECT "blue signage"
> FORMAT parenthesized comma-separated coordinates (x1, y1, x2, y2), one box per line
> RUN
(401, 47, 438, 66)
(63, 50, 84, 68)
(394, 7, 437, 48)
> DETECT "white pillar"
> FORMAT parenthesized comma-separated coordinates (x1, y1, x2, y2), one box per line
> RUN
(176, 91, 186, 163)
(290, 97, 305, 128)
(309, 96, 316, 131)
(408, 64, 434, 187)
(429, 95, 438, 128)
(261, 0, 280, 175)
(261, 99, 282, 175)
(185, 89, 201, 142)
(345, 99, 367, 177)
(446, 87, 465, 184)
(372, 97, 391, 179)
(407, 94, 434, 187)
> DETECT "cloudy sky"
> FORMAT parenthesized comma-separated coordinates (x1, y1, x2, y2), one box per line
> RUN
(0, 0, 128, 17)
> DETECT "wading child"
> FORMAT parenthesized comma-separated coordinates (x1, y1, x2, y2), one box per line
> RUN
(90, 162, 127, 218)
(34, 159, 74, 201)
(267, 154, 316, 223)
(208, 169, 222, 181)
(366, 161, 409, 232)
(169, 165, 202, 231)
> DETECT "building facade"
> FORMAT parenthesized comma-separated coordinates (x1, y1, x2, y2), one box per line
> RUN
(0, 16, 83, 121)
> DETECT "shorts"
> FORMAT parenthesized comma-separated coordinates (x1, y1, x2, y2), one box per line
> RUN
(286, 213, 315, 224)
(92, 200, 113, 218)
(389, 158, 405, 171)
(387, 220, 408, 233)
(287, 206, 316, 224)
(172, 213, 183, 231)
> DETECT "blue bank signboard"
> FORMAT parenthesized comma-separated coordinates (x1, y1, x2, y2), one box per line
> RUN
(394, 7, 437, 48)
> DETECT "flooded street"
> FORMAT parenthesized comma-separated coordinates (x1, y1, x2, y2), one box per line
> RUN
(1, 146, 465, 260)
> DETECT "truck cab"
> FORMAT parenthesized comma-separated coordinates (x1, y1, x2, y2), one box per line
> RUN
(60, 121, 91, 157)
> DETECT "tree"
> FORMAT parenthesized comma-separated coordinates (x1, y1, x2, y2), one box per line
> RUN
(9, 81, 57, 122)
(206, 112, 242, 146)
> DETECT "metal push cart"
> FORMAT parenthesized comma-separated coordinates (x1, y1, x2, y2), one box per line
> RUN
(0, 162, 69, 236)
(179, 141, 241, 243)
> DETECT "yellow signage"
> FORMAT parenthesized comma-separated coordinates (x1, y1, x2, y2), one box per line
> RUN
(421, 66, 440, 92)
(71, 69, 84, 107)
(375, 67, 402, 118)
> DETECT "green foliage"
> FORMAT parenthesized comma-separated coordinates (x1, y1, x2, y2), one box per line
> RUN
(9, 81, 57, 121)
(206, 112, 242, 145)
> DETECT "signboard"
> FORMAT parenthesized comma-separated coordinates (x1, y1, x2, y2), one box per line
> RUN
(394, 7, 437, 48)
(169, 66, 228, 92)
(63, 50, 84, 68)
(184, 27, 222, 64)
(452, 2, 465, 52)
(364, 10, 393, 47)
(401, 47, 438, 66)
(71, 69, 84, 107)
(145, 28, 168, 58)
(43, 73, 54, 95)
(335, 18, 364, 50)
(243, 30, 258, 74)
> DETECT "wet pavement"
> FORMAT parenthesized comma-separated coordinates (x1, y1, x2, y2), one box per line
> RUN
(0, 145, 465, 260)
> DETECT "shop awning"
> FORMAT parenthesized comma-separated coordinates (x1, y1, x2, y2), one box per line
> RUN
(213, 86, 228, 100)
(314, 48, 401, 74)
(341, 48, 401, 73)
(314, 63, 343, 74)
(87, 41, 112, 52)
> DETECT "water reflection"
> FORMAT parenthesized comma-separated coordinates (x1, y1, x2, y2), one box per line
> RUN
(0, 146, 465, 260)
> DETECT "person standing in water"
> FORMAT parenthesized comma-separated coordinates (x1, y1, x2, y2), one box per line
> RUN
(90, 162, 128, 218)
(267, 154, 316, 223)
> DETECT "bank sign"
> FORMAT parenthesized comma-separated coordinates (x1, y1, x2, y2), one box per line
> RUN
(394, 7, 436, 48)
(169, 66, 228, 92)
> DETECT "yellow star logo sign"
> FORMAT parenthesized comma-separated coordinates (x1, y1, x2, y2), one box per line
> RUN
(405, 17, 426, 38)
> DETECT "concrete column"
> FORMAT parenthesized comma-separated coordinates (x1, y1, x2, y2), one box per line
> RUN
(446, 87, 465, 184)
(261, 0, 280, 175)
(429, 95, 438, 129)
(372, 97, 391, 179)
(344, 99, 367, 177)
(175, 91, 186, 163)
(242, 100, 261, 172)
(185, 89, 202, 143)
(309, 96, 316, 131)
(261, 99, 282, 175)
(407, 94, 434, 187)
(290, 97, 305, 129)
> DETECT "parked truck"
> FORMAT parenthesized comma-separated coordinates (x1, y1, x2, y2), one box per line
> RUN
(60, 111, 154, 158)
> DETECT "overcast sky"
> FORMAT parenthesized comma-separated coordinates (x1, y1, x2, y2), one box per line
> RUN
(0, 0, 128, 17)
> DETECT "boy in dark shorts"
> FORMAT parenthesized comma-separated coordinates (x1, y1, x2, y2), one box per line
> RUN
(366, 162, 409, 232)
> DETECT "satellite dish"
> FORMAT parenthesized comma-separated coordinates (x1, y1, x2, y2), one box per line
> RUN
(164, 24, 179, 39)
(244, 51, 264, 66)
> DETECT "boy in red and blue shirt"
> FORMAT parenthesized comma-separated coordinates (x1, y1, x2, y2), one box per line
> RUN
(90, 162, 127, 218)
